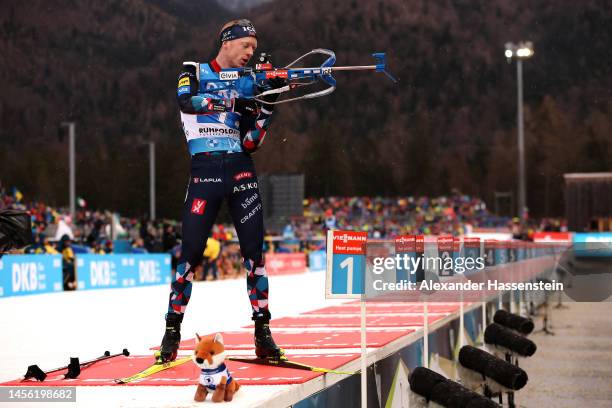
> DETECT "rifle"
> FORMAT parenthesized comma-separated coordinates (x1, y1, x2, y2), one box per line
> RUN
(200, 49, 397, 104)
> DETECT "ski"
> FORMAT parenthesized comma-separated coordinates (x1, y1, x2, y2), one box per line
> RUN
(114, 356, 192, 384)
(227, 356, 357, 375)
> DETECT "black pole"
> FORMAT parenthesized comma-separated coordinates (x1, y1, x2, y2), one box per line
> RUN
(23, 349, 129, 382)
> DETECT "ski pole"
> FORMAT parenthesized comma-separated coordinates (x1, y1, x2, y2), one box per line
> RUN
(64, 348, 130, 379)
(23, 348, 130, 382)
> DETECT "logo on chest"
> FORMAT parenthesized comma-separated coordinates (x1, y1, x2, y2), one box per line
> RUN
(219, 71, 239, 81)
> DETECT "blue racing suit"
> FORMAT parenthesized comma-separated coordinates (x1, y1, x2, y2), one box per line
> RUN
(167, 59, 277, 319)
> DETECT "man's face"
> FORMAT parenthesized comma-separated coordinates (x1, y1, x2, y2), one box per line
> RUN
(221, 37, 258, 68)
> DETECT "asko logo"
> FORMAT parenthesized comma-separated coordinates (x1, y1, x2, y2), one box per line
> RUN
(219, 71, 239, 81)
(191, 198, 207, 215)
(233, 182, 258, 193)
(233, 172, 253, 181)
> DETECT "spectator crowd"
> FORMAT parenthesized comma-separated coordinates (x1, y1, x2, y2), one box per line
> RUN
(1, 184, 567, 287)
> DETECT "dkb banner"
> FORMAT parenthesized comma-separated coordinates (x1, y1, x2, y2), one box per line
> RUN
(0, 255, 63, 297)
(76, 254, 171, 290)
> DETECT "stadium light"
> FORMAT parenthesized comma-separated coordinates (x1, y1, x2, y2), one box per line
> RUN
(504, 41, 534, 222)
(61, 122, 76, 218)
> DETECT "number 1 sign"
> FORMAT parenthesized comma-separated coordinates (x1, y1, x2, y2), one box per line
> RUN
(326, 230, 368, 298)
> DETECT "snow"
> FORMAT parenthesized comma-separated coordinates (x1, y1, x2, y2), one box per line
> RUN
(0, 270, 345, 407)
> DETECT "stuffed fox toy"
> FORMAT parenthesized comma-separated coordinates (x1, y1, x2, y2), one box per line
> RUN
(192, 333, 240, 402)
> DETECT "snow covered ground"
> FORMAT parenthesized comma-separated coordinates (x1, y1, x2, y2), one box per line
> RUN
(0, 270, 346, 407)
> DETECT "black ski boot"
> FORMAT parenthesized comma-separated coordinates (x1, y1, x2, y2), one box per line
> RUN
(253, 310, 285, 360)
(156, 313, 183, 363)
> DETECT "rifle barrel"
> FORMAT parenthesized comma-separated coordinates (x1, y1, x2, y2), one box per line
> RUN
(288, 65, 378, 72)
(331, 65, 378, 71)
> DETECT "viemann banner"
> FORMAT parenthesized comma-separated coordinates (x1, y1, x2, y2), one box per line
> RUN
(77, 254, 171, 290)
(0, 255, 63, 297)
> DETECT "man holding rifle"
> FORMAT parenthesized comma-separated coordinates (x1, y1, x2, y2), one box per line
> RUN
(158, 19, 286, 363)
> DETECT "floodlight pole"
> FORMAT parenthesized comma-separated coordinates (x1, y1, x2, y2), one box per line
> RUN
(149, 141, 156, 221)
(516, 59, 526, 222)
(505, 41, 533, 222)
(61, 122, 76, 218)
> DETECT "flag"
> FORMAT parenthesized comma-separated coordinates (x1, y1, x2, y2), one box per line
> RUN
(12, 187, 23, 203)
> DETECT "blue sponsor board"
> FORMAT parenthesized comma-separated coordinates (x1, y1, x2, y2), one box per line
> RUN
(463, 239, 481, 275)
(516, 244, 526, 261)
(394, 251, 417, 283)
(394, 236, 418, 283)
(308, 250, 326, 272)
(452, 245, 462, 272)
(0, 255, 63, 297)
(438, 236, 454, 276)
(494, 243, 508, 265)
(331, 254, 365, 295)
(573, 233, 612, 257)
(77, 254, 171, 290)
(483, 241, 497, 267)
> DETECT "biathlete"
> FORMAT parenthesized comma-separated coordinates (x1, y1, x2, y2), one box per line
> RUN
(158, 18, 285, 363)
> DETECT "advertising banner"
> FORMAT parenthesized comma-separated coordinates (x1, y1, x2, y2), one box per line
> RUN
(0, 255, 63, 297)
(572, 232, 612, 257)
(76, 254, 171, 290)
(532, 232, 572, 242)
(265, 253, 307, 276)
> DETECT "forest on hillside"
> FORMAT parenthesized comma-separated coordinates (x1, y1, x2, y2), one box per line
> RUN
(0, 0, 610, 218)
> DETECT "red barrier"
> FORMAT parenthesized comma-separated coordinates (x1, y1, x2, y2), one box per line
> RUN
(532, 232, 571, 242)
(265, 253, 307, 275)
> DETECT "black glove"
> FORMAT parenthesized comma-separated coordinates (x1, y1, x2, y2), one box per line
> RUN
(233, 98, 258, 116)
(266, 77, 287, 89)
